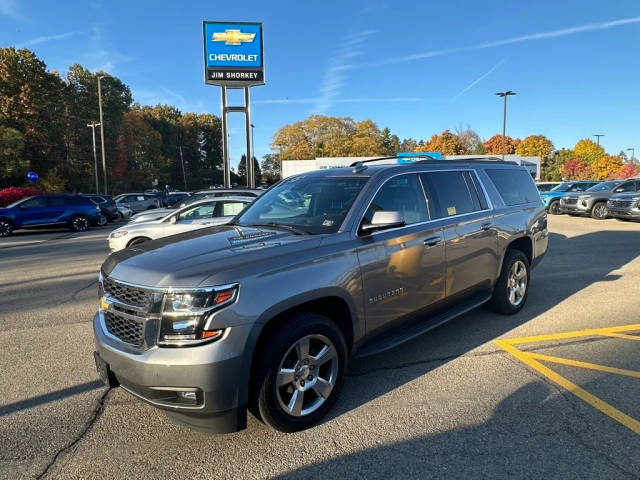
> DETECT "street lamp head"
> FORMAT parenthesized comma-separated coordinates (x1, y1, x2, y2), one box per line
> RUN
(496, 90, 516, 97)
(250, 124, 255, 128)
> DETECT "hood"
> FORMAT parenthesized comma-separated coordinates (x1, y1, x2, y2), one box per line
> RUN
(609, 192, 640, 200)
(102, 224, 323, 288)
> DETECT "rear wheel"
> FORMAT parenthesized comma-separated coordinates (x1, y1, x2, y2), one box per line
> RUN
(591, 202, 608, 220)
(253, 313, 347, 432)
(96, 213, 108, 226)
(0, 219, 13, 237)
(69, 215, 90, 232)
(113, 211, 123, 222)
(548, 200, 561, 215)
(489, 249, 530, 315)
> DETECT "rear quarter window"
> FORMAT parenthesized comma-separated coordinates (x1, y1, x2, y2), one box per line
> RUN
(486, 168, 540, 206)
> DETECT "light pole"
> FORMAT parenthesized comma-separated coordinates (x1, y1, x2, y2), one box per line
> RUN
(593, 134, 604, 146)
(628, 148, 635, 162)
(178, 145, 187, 190)
(250, 123, 255, 185)
(87, 122, 101, 194)
(495, 91, 516, 160)
(97, 75, 108, 194)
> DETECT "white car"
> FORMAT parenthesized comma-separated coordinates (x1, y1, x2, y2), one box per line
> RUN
(108, 197, 253, 252)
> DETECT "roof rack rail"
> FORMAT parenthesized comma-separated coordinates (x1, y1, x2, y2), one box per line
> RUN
(348, 155, 438, 167)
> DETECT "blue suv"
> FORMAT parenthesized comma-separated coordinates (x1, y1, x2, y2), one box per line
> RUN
(539, 181, 600, 215)
(0, 194, 102, 237)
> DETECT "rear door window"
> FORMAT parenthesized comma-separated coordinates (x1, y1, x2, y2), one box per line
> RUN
(23, 197, 46, 208)
(485, 168, 540, 206)
(363, 174, 428, 225)
(420, 171, 478, 218)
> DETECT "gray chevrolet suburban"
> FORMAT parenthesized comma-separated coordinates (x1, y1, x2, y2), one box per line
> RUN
(93, 158, 548, 433)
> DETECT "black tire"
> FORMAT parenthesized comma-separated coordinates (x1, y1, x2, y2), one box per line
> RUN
(113, 211, 123, 222)
(488, 249, 530, 315)
(591, 202, 608, 220)
(548, 200, 561, 215)
(253, 313, 348, 432)
(96, 213, 108, 226)
(127, 237, 150, 247)
(69, 215, 90, 232)
(0, 218, 13, 237)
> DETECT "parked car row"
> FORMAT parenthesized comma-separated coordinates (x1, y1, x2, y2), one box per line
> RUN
(537, 179, 640, 220)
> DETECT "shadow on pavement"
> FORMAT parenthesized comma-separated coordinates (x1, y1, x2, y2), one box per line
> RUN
(0, 381, 104, 417)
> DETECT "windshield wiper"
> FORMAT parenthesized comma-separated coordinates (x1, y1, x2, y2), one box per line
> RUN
(245, 222, 308, 235)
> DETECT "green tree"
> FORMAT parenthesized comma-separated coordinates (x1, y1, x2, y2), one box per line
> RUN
(237, 155, 261, 186)
(261, 153, 281, 184)
(0, 126, 26, 186)
(399, 137, 418, 152)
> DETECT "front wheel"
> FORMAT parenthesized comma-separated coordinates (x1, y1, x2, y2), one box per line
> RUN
(591, 202, 608, 220)
(0, 219, 13, 237)
(548, 200, 561, 215)
(69, 215, 90, 232)
(488, 249, 530, 315)
(254, 313, 347, 432)
(96, 213, 108, 226)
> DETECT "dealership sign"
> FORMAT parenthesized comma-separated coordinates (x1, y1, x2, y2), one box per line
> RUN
(203, 21, 264, 86)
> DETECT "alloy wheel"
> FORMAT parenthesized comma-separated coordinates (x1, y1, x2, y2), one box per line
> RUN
(593, 204, 608, 219)
(275, 334, 339, 417)
(73, 216, 89, 231)
(0, 220, 11, 237)
(507, 260, 527, 306)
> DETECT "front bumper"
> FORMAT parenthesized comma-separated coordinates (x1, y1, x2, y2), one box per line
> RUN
(108, 236, 128, 252)
(559, 199, 591, 215)
(607, 206, 640, 219)
(93, 311, 251, 433)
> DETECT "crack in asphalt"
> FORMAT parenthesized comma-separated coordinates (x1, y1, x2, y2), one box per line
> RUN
(34, 388, 110, 480)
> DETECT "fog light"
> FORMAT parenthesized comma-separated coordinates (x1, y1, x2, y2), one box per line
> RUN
(177, 391, 197, 401)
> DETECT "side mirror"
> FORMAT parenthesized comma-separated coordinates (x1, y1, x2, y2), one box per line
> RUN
(169, 216, 177, 224)
(360, 211, 405, 235)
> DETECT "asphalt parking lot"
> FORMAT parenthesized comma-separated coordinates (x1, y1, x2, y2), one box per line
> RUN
(1, 216, 639, 479)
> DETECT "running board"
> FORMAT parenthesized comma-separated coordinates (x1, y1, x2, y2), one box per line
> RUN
(354, 292, 491, 359)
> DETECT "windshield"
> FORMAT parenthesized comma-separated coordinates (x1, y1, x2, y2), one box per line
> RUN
(550, 183, 572, 192)
(234, 175, 368, 234)
(4, 197, 32, 208)
(586, 181, 622, 192)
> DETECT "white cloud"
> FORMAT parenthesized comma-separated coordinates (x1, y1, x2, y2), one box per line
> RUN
(85, 23, 134, 74)
(354, 16, 640, 69)
(451, 58, 507, 100)
(314, 29, 376, 114)
(0, 0, 20, 19)
(18, 32, 77, 48)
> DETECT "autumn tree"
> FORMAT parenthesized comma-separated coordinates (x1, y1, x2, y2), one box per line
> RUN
(542, 148, 572, 181)
(592, 154, 623, 180)
(617, 163, 639, 179)
(562, 158, 592, 180)
(516, 135, 554, 160)
(455, 126, 484, 154)
(416, 129, 463, 155)
(483, 134, 520, 155)
(573, 139, 604, 164)
(350, 120, 385, 156)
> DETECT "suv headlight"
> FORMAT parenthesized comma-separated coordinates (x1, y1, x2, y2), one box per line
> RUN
(159, 284, 238, 346)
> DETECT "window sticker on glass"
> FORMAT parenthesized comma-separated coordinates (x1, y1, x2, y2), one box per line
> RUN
(447, 206, 457, 216)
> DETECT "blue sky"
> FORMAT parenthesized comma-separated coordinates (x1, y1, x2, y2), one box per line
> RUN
(1, 0, 640, 167)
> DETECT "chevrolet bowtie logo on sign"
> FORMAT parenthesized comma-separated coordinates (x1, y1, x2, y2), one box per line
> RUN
(203, 21, 264, 87)
(212, 29, 256, 46)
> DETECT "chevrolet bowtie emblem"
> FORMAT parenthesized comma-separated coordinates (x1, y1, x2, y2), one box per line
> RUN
(212, 29, 256, 46)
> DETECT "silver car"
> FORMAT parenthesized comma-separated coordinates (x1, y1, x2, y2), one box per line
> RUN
(114, 193, 162, 213)
(108, 197, 253, 251)
(94, 158, 548, 434)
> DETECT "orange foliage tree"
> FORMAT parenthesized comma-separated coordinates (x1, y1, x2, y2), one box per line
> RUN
(483, 134, 520, 155)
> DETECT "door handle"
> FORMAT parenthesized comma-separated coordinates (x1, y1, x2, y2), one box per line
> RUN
(424, 236, 441, 247)
(480, 223, 492, 231)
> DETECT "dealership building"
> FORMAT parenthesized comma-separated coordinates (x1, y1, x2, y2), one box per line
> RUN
(282, 154, 541, 179)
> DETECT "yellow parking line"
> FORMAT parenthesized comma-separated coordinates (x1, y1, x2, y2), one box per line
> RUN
(599, 332, 640, 341)
(527, 352, 640, 379)
(495, 339, 640, 435)
(501, 324, 640, 345)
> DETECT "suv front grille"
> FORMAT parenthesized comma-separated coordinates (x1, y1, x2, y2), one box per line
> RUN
(103, 276, 152, 308)
(104, 310, 144, 346)
(609, 200, 634, 208)
(562, 198, 578, 205)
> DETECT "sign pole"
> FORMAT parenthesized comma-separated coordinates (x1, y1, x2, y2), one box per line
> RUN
(244, 87, 254, 188)
(221, 86, 231, 188)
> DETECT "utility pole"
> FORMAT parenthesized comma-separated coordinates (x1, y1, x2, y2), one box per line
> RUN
(179, 145, 187, 190)
(593, 134, 604, 146)
(495, 91, 516, 161)
(628, 148, 635, 162)
(87, 122, 101, 194)
(97, 75, 107, 194)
